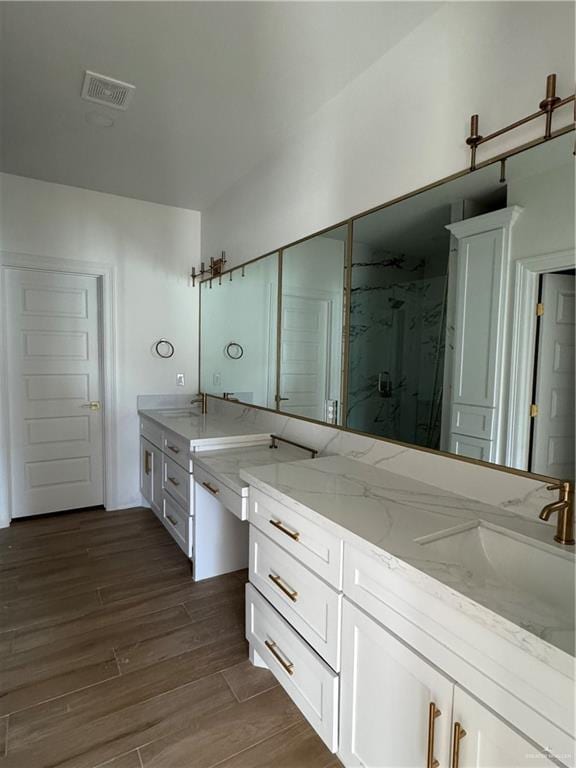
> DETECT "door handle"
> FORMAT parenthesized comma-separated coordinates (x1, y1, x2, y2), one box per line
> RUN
(451, 722, 467, 768)
(268, 573, 298, 602)
(81, 401, 101, 411)
(269, 518, 300, 541)
(264, 639, 294, 675)
(427, 702, 441, 768)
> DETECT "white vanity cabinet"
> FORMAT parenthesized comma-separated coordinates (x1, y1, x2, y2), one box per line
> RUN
(339, 599, 453, 768)
(242, 474, 572, 768)
(139, 414, 255, 578)
(339, 600, 558, 768)
(246, 486, 344, 751)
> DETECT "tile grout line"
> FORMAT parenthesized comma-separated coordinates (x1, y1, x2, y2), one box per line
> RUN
(218, 670, 242, 704)
(2, 714, 8, 758)
(204, 721, 304, 768)
(136, 747, 144, 768)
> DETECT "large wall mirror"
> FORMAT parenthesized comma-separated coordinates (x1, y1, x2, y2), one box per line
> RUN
(199, 131, 574, 481)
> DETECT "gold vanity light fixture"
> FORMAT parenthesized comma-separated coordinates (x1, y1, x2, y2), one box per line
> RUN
(466, 73, 575, 170)
(539, 481, 574, 546)
(191, 251, 228, 286)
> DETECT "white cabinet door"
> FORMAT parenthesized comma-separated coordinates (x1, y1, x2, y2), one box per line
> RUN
(340, 599, 453, 768)
(452, 687, 559, 768)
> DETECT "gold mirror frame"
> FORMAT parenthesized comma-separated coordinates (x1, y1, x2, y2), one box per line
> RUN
(199, 124, 575, 486)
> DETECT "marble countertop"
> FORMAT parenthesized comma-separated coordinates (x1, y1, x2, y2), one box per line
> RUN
(139, 408, 272, 447)
(192, 443, 314, 496)
(240, 455, 575, 668)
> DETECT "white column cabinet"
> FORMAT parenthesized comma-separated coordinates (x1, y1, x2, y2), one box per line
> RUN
(445, 206, 522, 464)
(339, 599, 453, 768)
(452, 687, 557, 768)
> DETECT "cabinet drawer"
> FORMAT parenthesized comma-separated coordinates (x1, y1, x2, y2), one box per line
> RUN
(249, 487, 343, 589)
(343, 543, 400, 629)
(246, 584, 339, 751)
(249, 527, 341, 670)
(163, 493, 192, 557)
(194, 464, 245, 521)
(163, 454, 192, 512)
(163, 432, 192, 472)
(140, 418, 163, 450)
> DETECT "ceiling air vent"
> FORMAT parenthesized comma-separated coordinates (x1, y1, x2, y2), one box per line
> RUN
(81, 71, 135, 111)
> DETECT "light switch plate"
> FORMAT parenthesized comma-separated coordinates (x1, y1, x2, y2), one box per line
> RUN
(176, 373, 185, 386)
(213, 372, 221, 386)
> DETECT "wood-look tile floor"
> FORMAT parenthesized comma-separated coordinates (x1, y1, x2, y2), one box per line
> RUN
(0, 507, 340, 768)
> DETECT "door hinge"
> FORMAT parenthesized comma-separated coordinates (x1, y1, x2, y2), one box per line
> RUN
(536, 302, 544, 317)
(530, 403, 539, 418)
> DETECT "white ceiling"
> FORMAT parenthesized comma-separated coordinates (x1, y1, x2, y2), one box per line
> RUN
(0, 1, 440, 211)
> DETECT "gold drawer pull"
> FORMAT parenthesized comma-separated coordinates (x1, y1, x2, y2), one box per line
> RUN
(269, 519, 300, 541)
(268, 573, 298, 602)
(427, 702, 441, 768)
(167, 444, 180, 454)
(168, 476, 180, 487)
(144, 450, 151, 476)
(451, 722, 466, 768)
(202, 481, 219, 495)
(166, 514, 178, 527)
(264, 639, 294, 675)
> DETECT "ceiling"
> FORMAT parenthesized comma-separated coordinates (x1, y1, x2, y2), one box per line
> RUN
(0, 1, 440, 211)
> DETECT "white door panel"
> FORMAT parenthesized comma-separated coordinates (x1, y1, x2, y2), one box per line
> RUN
(5, 269, 104, 517)
(279, 294, 330, 420)
(532, 273, 575, 480)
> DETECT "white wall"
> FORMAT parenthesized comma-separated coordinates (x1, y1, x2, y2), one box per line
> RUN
(202, 2, 574, 267)
(508, 162, 575, 262)
(0, 172, 201, 525)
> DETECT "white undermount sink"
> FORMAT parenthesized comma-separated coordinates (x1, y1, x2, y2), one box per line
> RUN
(153, 408, 200, 418)
(416, 522, 575, 626)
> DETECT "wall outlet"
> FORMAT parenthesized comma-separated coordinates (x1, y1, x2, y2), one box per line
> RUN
(176, 373, 185, 387)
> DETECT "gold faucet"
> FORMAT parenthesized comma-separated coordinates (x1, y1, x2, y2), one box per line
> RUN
(539, 482, 574, 545)
(190, 392, 208, 414)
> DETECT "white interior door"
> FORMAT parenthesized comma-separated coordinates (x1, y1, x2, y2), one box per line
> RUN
(279, 294, 330, 420)
(531, 273, 575, 480)
(5, 269, 104, 518)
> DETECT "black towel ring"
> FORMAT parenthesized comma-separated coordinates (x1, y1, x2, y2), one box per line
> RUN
(155, 339, 175, 358)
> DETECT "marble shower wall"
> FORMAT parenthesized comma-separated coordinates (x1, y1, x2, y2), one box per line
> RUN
(347, 245, 448, 448)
